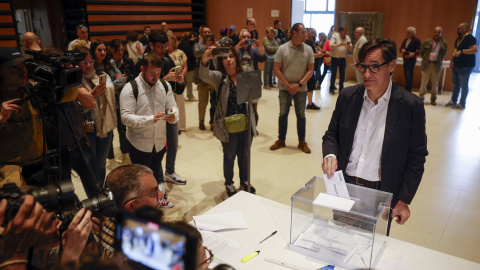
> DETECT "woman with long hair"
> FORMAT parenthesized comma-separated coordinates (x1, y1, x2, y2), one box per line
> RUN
(76, 46, 117, 185)
(126, 30, 144, 64)
(199, 46, 257, 197)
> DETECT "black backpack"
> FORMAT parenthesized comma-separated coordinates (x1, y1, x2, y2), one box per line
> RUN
(130, 78, 169, 101)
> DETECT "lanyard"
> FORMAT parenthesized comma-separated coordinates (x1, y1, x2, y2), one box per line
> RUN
(456, 33, 469, 49)
(432, 39, 439, 51)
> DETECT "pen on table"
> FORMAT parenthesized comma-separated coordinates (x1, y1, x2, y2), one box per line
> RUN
(241, 250, 260, 263)
(259, 230, 277, 244)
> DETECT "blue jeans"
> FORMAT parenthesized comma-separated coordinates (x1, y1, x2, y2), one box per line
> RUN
(263, 59, 275, 85)
(128, 141, 166, 184)
(221, 130, 250, 186)
(451, 67, 474, 107)
(86, 128, 113, 185)
(330, 57, 346, 91)
(278, 90, 307, 143)
(403, 59, 416, 92)
(165, 122, 178, 175)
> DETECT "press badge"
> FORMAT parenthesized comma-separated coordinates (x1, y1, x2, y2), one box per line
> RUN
(429, 52, 436, 61)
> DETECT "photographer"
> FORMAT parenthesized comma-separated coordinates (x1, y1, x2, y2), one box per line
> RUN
(199, 46, 257, 197)
(77, 47, 117, 186)
(96, 164, 165, 259)
(235, 29, 267, 126)
(0, 48, 44, 178)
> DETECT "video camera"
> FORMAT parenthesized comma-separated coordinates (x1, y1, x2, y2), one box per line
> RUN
(0, 182, 116, 227)
(23, 49, 85, 109)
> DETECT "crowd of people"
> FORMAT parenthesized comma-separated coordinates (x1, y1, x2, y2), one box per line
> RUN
(0, 16, 476, 269)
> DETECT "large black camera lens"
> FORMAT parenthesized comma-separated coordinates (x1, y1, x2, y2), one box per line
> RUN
(29, 181, 76, 213)
(79, 190, 116, 217)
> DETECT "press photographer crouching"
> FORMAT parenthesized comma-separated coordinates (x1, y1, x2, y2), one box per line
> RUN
(0, 180, 113, 269)
(199, 46, 257, 197)
(0, 47, 44, 178)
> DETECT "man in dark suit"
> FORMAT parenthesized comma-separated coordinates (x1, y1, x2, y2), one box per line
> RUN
(322, 39, 428, 227)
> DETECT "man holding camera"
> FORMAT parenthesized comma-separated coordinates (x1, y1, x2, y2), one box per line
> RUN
(120, 53, 177, 208)
(97, 164, 165, 258)
(0, 48, 44, 176)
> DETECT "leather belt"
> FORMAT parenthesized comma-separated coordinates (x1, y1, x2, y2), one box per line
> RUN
(347, 175, 379, 188)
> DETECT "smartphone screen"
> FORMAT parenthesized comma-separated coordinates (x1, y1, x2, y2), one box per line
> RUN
(117, 216, 189, 270)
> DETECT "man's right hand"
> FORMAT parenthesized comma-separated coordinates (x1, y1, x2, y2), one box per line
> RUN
(154, 112, 166, 123)
(0, 99, 22, 123)
(322, 156, 338, 179)
(163, 67, 180, 82)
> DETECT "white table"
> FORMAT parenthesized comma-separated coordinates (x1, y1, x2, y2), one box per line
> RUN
(396, 58, 451, 93)
(200, 191, 480, 270)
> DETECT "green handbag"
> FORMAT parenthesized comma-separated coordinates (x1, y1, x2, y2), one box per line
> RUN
(224, 113, 248, 133)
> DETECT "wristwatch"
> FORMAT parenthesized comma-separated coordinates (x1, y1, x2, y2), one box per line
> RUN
(298, 82, 303, 87)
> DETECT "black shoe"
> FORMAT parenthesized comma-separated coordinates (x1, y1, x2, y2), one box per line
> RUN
(240, 183, 256, 194)
(226, 184, 237, 197)
(306, 103, 321, 110)
(329, 90, 335, 95)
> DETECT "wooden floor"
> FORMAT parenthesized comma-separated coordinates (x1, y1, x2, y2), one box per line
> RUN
(67, 70, 480, 264)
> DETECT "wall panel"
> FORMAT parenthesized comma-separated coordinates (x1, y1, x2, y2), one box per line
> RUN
(0, 0, 17, 48)
(85, 0, 205, 42)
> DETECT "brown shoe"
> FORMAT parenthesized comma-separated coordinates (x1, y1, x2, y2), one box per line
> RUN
(431, 100, 437, 106)
(270, 139, 286, 150)
(298, 142, 311, 153)
(199, 122, 206, 130)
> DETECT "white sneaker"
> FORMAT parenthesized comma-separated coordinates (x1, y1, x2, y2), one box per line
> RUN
(165, 172, 187, 185)
(159, 198, 174, 208)
(159, 182, 167, 199)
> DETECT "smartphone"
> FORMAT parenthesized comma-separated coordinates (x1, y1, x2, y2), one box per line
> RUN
(115, 208, 198, 270)
(244, 39, 255, 46)
(212, 47, 231, 57)
(174, 66, 182, 74)
(99, 73, 107, 84)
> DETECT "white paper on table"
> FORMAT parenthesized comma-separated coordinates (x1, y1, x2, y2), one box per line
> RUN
(200, 230, 242, 267)
(193, 211, 248, 231)
(313, 193, 355, 212)
(323, 170, 350, 198)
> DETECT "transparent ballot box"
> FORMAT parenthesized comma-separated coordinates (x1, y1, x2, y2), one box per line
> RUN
(289, 176, 393, 269)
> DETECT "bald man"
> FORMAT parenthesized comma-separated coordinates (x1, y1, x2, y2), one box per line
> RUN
(353, 27, 367, 83)
(419, 26, 448, 105)
(446, 22, 477, 109)
(22, 32, 42, 51)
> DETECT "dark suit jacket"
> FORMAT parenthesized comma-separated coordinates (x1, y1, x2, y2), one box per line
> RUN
(400, 36, 421, 62)
(322, 83, 428, 205)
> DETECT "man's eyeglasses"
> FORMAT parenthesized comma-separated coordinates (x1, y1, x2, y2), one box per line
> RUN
(123, 186, 159, 206)
(79, 59, 94, 66)
(199, 246, 214, 266)
(154, 44, 169, 50)
(355, 61, 388, 73)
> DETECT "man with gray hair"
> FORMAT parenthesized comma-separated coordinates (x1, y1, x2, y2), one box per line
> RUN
(353, 27, 368, 84)
(97, 164, 165, 258)
(323, 39, 428, 231)
(399, 26, 421, 92)
(67, 24, 90, 50)
(419, 26, 448, 105)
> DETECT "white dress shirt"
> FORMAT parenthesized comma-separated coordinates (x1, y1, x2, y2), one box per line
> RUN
(345, 80, 392, 181)
(120, 74, 178, 153)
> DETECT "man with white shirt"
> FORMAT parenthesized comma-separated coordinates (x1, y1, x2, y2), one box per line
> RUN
(120, 53, 177, 208)
(353, 27, 368, 84)
(329, 26, 352, 94)
(322, 39, 428, 228)
(67, 24, 91, 51)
